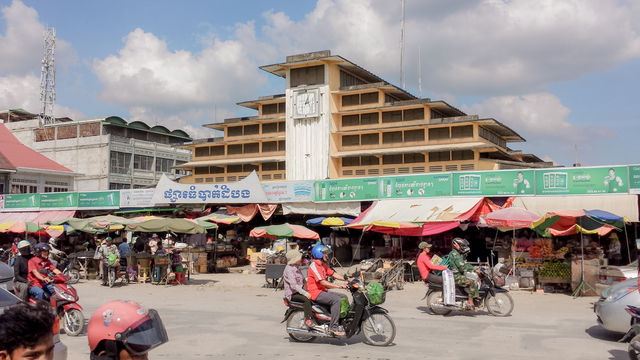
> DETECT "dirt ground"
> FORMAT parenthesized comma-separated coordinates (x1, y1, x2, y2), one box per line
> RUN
(60, 268, 628, 359)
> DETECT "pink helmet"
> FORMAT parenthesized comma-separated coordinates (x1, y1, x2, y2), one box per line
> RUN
(87, 300, 168, 356)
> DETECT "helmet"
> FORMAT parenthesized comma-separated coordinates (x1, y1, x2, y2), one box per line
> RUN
(88, 300, 168, 357)
(311, 244, 332, 259)
(34, 243, 51, 252)
(452, 237, 470, 255)
(17, 240, 31, 249)
(49, 237, 57, 247)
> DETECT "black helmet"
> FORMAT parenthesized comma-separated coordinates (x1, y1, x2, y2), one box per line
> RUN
(34, 243, 51, 252)
(452, 237, 470, 255)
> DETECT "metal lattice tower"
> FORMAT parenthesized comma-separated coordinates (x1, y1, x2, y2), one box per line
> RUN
(39, 28, 56, 125)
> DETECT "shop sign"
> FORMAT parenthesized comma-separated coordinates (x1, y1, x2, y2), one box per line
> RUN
(263, 180, 314, 203)
(78, 191, 120, 208)
(2, 193, 40, 210)
(378, 173, 452, 198)
(453, 170, 535, 196)
(629, 165, 640, 194)
(535, 166, 629, 195)
(314, 177, 379, 202)
(152, 172, 268, 204)
(40, 192, 78, 208)
(120, 189, 155, 208)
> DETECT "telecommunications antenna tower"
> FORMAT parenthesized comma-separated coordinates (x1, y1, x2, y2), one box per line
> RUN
(39, 27, 56, 125)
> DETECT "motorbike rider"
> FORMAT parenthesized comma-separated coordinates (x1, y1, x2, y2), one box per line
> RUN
(448, 237, 481, 309)
(307, 244, 349, 336)
(13, 240, 33, 301)
(417, 241, 448, 284)
(98, 237, 119, 286)
(47, 237, 65, 267)
(88, 300, 169, 360)
(283, 249, 315, 328)
(27, 243, 62, 300)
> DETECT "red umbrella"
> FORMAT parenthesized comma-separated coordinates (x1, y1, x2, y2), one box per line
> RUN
(485, 207, 540, 230)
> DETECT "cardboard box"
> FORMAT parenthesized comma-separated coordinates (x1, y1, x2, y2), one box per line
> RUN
(198, 264, 208, 273)
(197, 257, 208, 265)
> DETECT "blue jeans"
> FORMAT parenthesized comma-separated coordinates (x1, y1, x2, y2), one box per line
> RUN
(29, 284, 54, 299)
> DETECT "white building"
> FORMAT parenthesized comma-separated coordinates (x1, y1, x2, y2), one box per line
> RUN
(1, 110, 192, 191)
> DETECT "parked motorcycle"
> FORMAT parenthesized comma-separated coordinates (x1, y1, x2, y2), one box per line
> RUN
(56, 253, 80, 284)
(283, 279, 396, 346)
(425, 268, 514, 317)
(619, 305, 640, 359)
(30, 273, 84, 336)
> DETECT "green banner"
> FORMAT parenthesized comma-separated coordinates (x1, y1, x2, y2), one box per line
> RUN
(629, 165, 640, 194)
(453, 170, 535, 196)
(535, 166, 629, 195)
(379, 174, 452, 198)
(78, 191, 120, 208)
(4, 194, 40, 209)
(314, 178, 378, 202)
(40, 192, 78, 208)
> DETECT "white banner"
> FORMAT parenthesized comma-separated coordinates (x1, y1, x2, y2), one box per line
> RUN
(120, 189, 155, 208)
(262, 180, 314, 203)
(152, 172, 268, 204)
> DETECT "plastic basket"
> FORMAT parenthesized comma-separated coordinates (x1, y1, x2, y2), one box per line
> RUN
(365, 281, 386, 305)
(154, 256, 169, 265)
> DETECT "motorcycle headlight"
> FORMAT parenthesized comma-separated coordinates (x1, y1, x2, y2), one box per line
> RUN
(54, 286, 76, 301)
(605, 287, 637, 302)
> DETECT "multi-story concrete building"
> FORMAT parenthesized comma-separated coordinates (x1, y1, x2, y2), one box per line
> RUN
(175, 50, 551, 184)
(1, 110, 192, 191)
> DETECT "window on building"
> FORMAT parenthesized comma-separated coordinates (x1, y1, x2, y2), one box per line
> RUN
(404, 129, 425, 142)
(244, 143, 259, 154)
(195, 147, 209, 157)
(243, 164, 259, 172)
(430, 109, 446, 119)
(133, 154, 153, 170)
(290, 65, 325, 87)
(381, 110, 402, 123)
(11, 185, 38, 194)
(278, 121, 286, 132)
(227, 144, 242, 155)
(429, 127, 450, 140)
(227, 165, 243, 173)
(227, 126, 242, 137)
(278, 140, 286, 151)
(360, 112, 379, 125)
(210, 166, 225, 174)
(382, 154, 403, 165)
(277, 162, 286, 170)
(262, 103, 278, 115)
(429, 151, 451, 162)
(452, 150, 474, 161)
(342, 157, 360, 167)
(342, 135, 360, 147)
(174, 160, 189, 176)
(194, 167, 209, 175)
(262, 162, 277, 171)
(210, 145, 224, 156)
(262, 141, 278, 152)
(404, 153, 425, 163)
(342, 115, 359, 127)
(382, 131, 403, 144)
(403, 108, 424, 121)
(360, 92, 379, 105)
(361, 156, 379, 166)
(155, 158, 174, 173)
(360, 133, 379, 146)
(243, 124, 259, 136)
(109, 183, 130, 190)
(478, 127, 506, 148)
(262, 122, 278, 134)
(110, 151, 132, 174)
(342, 94, 359, 107)
(451, 125, 473, 138)
(340, 70, 365, 87)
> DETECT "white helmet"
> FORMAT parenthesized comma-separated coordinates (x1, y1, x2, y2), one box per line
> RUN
(49, 237, 57, 247)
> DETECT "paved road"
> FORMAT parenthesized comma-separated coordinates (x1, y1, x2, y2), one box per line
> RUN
(61, 272, 627, 359)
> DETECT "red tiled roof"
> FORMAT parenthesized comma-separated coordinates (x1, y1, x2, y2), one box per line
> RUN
(0, 150, 15, 171)
(0, 123, 73, 173)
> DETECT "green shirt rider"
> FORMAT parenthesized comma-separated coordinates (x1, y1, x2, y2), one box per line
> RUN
(448, 237, 481, 309)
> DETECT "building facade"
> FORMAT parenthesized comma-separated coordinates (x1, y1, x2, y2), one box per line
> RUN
(1, 111, 192, 191)
(177, 50, 551, 184)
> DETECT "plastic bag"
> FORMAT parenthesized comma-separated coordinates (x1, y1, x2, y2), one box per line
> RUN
(365, 281, 386, 305)
(340, 297, 349, 318)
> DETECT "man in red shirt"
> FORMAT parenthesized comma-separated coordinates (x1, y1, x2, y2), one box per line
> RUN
(417, 241, 447, 284)
(307, 244, 348, 336)
(28, 243, 62, 300)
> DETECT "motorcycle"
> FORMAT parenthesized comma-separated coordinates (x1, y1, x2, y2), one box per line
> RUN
(30, 272, 84, 336)
(102, 254, 123, 288)
(425, 268, 514, 317)
(283, 279, 396, 346)
(56, 253, 80, 285)
(619, 305, 640, 359)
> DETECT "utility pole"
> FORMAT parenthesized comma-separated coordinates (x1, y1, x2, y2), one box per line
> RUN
(39, 28, 56, 125)
(418, 46, 422, 98)
(400, 0, 405, 89)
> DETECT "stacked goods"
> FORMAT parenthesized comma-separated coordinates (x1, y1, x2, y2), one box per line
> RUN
(529, 239, 553, 258)
(538, 262, 571, 280)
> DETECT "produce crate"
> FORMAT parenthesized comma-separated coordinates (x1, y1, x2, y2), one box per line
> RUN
(198, 264, 208, 273)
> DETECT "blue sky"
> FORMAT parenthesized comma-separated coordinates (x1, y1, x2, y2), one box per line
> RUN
(0, 0, 638, 167)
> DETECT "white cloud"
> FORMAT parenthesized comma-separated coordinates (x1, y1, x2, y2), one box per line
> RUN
(462, 92, 613, 147)
(0, 0, 76, 76)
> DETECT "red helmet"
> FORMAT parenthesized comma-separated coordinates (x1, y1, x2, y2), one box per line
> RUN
(87, 300, 168, 356)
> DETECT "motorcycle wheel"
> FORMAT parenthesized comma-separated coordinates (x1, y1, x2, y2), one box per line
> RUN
(485, 292, 514, 317)
(63, 309, 84, 336)
(286, 310, 316, 343)
(65, 269, 80, 284)
(628, 334, 640, 360)
(361, 313, 396, 346)
(108, 269, 116, 288)
(426, 291, 452, 316)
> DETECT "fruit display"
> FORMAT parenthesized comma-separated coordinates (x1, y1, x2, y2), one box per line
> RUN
(529, 239, 553, 258)
(538, 262, 571, 279)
